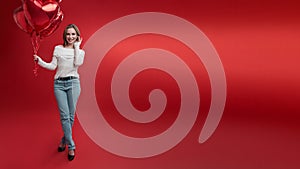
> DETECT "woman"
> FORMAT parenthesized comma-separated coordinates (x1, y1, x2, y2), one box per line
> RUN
(34, 24, 85, 161)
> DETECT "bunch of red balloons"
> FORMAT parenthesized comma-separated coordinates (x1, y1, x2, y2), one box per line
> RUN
(13, 0, 64, 76)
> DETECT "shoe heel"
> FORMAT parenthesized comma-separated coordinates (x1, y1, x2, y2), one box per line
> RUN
(58, 146, 66, 152)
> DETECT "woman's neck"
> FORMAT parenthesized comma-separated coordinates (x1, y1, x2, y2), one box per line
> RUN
(65, 44, 74, 48)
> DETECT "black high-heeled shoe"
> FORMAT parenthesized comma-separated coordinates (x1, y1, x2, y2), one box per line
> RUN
(68, 150, 75, 161)
(57, 144, 66, 152)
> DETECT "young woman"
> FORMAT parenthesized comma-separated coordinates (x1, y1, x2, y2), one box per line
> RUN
(34, 24, 85, 161)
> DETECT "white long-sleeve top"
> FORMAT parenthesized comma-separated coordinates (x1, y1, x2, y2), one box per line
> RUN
(37, 45, 85, 79)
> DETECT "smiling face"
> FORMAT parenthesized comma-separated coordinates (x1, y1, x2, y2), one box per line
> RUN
(63, 24, 81, 47)
(65, 28, 77, 46)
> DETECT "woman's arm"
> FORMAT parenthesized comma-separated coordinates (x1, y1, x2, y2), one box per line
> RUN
(34, 54, 57, 70)
(73, 37, 85, 66)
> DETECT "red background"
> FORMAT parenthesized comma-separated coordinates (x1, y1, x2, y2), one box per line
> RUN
(1, 0, 299, 169)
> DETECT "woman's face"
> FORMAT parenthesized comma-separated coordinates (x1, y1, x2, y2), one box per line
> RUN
(65, 28, 78, 45)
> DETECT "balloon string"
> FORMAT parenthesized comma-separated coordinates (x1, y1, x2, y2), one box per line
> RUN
(31, 32, 40, 77)
(33, 59, 38, 77)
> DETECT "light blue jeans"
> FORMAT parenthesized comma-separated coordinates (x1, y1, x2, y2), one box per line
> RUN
(54, 78, 81, 150)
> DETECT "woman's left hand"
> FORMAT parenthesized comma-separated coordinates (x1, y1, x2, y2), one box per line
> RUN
(74, 36, 83, 49)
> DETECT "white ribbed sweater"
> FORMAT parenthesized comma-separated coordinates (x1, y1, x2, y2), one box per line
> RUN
(37, 45, 85, 79)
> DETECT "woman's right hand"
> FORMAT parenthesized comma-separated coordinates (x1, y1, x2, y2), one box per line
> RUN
(33, 54, 40, 61)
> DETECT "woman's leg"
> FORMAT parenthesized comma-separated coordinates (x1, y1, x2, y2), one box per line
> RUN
(65, 79, 81, 150)
(54, 80, 74, 149)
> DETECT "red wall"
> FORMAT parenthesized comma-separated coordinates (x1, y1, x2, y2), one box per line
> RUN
(1, 0, 299, 169)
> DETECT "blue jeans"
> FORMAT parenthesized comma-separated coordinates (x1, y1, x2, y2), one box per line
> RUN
(54, 78, 81, 150)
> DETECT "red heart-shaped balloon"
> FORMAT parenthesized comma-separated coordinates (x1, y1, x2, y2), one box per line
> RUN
(22, 0, 60, 33)
(13, 6, 34, 34)
(40, 9, 64, 38)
